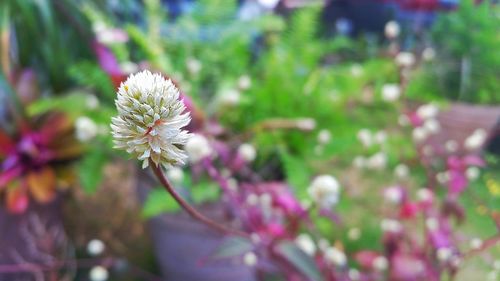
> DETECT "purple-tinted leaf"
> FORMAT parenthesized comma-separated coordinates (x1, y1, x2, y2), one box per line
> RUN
(274, 241, 323, 281)
(212, 236, 254, 259)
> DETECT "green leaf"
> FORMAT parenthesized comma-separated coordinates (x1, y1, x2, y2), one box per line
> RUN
(27, 92, 90, 118)
(280, 151, 311, 198)
(212, 236, 254, 259)
(274, 241, 323, 281)
(191, 181, 220, 204)
(78, 148, 107, 194)
(142, 188, 180, 218)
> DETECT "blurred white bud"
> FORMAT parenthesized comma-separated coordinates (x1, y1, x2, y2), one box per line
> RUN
(347, 227, 361, 241)
(394, 164, 409, 178)
(373, 256, 388, 271)
(422, 47, 436, 61)
(487, 271, 498, 281)
(357, 129, 373, 148)
(318, 129, 332, 145)
(381, 84, 401, 102)
(348, 268, 361, 280)
(353, 156, 366, 169)
(87, 239, 105, 256)
(412, 127, 428, 143)
(308, 175, 341, 209)
(86, 94, 100, 110)
(445, 140, 459, 153)
(296, 118, 317, 131)
(417, 188, 433, 203)
(436, 171, 450, 184)
(464, 129, 487, 151)
(350, 64, 363, 77)
(325, 247, 347, 267)
(243, 252, 258, 266)
(493, 260, 500, 270)
(422, 145, 433, 156)
(218, 89, 241, 107)
(423, 119, 440, 134)
(295, 234, 317, 256)
(120, 61, 139, 74)
(367, 152, 387, 170)
(466, 167, 480, 181)
(437, 247, 453, 262)
(417, 104, 439, 120)
(186, 58, 202, 75)
(384, 21, 400, 39)
(227, 178, 238, 192)
(89, 266, 109, 281)
(186, 134, 213, 163)
(469, 238, 483, 250)
(167, 167, 184, 184)
(246, 193, 259, 206)
(425, 218, 439, 231)
(395, 52, 415, 68)
(398, 114, 410, 127)
(374, 131, 387, 144)
(384, 187, 403, 204)
(238, 75, 252, 90)
(381, 219, 402, 233)
(238, 143, 257, 162)
(75, 116, 98, 142)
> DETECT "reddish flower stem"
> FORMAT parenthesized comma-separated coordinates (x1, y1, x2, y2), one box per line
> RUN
(150, 161, 249, 238)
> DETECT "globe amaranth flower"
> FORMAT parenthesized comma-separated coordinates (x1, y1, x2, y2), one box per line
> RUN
(307, 175, 341, 209)
(111, 70, 191, 168)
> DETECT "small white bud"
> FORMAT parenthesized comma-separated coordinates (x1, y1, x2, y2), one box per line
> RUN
(238, 143, 257, 162)
(353, 156, 366, 169)
(422, 47, 436, 61)
(466, 167, 480, 181)
(412, 127, 428, 143)
(295, 234, 317, 256)
(76, 116, 98, 142)
(86, 94, 100, 110)
(317, 129, 332, 145)
(246, 194, 259, 206)
(384, 21, 400, 39)
(416, 104, 439, 120)
(324, 247, 347, 267)
(469, 238, 483, 250)
(89, 266, 109, 281)
(87, 239, 105, 256)
(425, 218, 439, 231)
(308, 175, 341, 209)
(384, 187, 403, 204)
(167, 167, 184, 184)
(373, 256, 388, 271)
(243, 252, 258, 266)
(381, 219, 402, 233)
(445, 140, 459, 153)
(381, 84, 401, 102)
(347, 227, 361, 241)
(423, 119, 440, 134)
(186, 58, 202, 75)
(395, 52, 415, 68)
(394, 164, 409, 178)
(348, 268, 361, 280)
(374, 131, 388, 144)
(186, 134, 213, 163)
(350, 64, 363, 77)
(464, 129, 487, 151)
(238, 75, 252, 90)
(437, 247, 453, 262)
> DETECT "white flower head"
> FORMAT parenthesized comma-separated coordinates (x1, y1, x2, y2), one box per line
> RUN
(367, 152, 387, 170)
(347, 227, 361, 241)
(243, 252, 258, 266)
(238, 75, 252, 90)
(238, 143, 257, 162)
(466, 167, 480, 181)
(381, 219, 402, 233)
(412, 127, 428, 143)
(111, 70, 191, 168)
(186, 58, 202, 75)
(218, 89, 241, 106)
(373, 256, 388, 271)
(464, 129, 487, 151)
(381, 84, 401, 102)
(325, 247, 347, 267)
(317, 129, 332, 145)
(394, 164, 409, 178)
(469, 238, 483, 250)
(384, 187, 403, 204)
(295, 233, 317, 256)
(76, 116, 98, 142)
(437, 247, 453, 262)
(87, 239, 105, 256)
(357, 129, 373, 147)
(422, 47, 436, 61)
(445, 140, 459, 153)
(395, 52, 416, 68)
(384, 21, 400, 39)
(308, 175, 341, 209)
(89, 266, 109, 281)
(353, 156, 366, 169)
(167, 167, 184, 183)
(423, 119, 440, 134)
(186, 134, 212, 163)
(417, 104, 439, 120)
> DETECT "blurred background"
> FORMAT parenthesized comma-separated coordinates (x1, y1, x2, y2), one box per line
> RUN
(0, 0, 499, 281)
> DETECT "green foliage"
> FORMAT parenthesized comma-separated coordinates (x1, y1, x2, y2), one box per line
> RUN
(68, 62, 116, 102)
(142, 188, 180, 218)
(3, 0, 93, 92)
(407, 0, 500, 103)
(78, 147, 107, 194)
(274, 241, 323, 281)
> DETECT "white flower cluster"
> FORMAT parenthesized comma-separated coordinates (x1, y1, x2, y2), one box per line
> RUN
(381, 84, 401, 102)
(111, 70, 191, 168)
(413, 103, 440, 143)
(308, 175, 341, 209)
